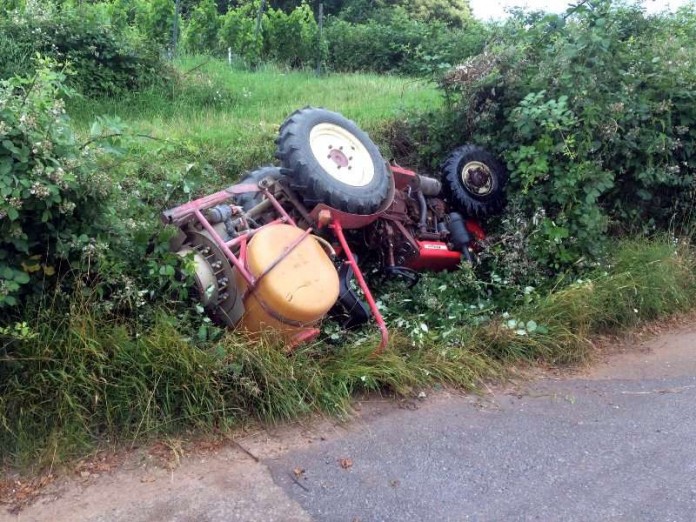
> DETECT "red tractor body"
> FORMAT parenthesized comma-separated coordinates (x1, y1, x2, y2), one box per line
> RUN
(163, 108, 507, 353)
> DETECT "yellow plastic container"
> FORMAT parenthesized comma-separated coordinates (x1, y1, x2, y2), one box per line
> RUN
(238, 224, 339, 341)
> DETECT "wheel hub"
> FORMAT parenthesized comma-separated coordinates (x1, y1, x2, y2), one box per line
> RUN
(461, 161, 494, 196)
(328, 147, 349, 168)
(309, 123, 375, 187)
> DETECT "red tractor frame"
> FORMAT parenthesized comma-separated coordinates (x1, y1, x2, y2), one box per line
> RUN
(163, 108, 507, 354)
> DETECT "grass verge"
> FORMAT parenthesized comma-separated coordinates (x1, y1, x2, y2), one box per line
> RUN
(2, 237, 695, 469)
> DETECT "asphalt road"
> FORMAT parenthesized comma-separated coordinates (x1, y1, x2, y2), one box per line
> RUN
(11, 326, 696, 522)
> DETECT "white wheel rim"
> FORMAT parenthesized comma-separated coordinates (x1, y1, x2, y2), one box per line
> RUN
(309, 123, 375, 187)
(460, 161, 494, 196)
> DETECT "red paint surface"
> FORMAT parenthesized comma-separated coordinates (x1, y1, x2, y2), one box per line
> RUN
(390, 165, 418, 190)
(405, 241, 462, 271)
(465, 220, 486, 241)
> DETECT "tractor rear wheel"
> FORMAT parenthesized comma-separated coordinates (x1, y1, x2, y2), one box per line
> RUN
(441, 145, 508, 218)
(276, 107, 391, 215)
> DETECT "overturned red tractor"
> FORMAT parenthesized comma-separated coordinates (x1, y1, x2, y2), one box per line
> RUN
(163, 108, 507, 352)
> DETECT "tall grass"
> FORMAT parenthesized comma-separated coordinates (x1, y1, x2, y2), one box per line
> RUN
(67, 58, 441, 175)
(2, 237, 694, 468)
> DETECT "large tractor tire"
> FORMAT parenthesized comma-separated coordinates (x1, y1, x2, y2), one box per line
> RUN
(441, 145, 508, 218)
(276, 107, 391, 215)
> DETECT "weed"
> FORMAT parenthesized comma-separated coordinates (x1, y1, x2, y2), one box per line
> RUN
(2, 237, 694, 468)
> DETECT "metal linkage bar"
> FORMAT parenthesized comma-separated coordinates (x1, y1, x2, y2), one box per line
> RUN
(193, 208, 255, 284)
(262, 187, 297, 227)
(330, 219, 389, 354)
(161, 184, 260, 225)
(226, 218, 286, 248)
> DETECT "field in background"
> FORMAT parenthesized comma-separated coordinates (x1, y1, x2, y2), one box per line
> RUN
(69, 58, 441, 176)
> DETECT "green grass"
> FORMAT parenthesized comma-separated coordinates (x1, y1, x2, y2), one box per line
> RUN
(2, 237, 695, 468)
(4, 61, 695, 471)
(68, 58, 441, 175)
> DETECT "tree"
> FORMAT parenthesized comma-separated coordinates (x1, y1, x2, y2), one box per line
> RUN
(134, 0, 176, 47)
(183, 0, 220, 53)
(401, 0, 471, 27)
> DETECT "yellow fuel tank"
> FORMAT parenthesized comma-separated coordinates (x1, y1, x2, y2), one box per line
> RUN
(238, 224, 339, 341)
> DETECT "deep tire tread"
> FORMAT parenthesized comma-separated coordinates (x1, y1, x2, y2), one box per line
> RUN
(276, 107, 390, 215)
(441, 145, 508, 218)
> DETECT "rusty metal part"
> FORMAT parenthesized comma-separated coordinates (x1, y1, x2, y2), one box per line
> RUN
(428, 198, 447, 220)
(384, 221, 396, 267)
(275, 179, 315, 225)
(161, 183, 260, 226)
(180, 228, 244, 326)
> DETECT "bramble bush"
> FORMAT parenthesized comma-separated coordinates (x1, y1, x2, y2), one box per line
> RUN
(325, 9, 487, 75)
(0, 5, 168, 96)
(401, 1, 696, 276)
(0, 62, 112, 307)
(0, 61, 196, 314)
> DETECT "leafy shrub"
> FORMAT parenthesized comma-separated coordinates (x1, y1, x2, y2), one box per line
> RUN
(134, 0, 176, 48)
(0, 61, 193, 314)
(107, 0, 140, 30)
(218, 2, 261, 64)
(0, 62, 112, 307)
(0, 7, 168, 96)
(406, 2, 696, 271)
(402, 0, 472, 27)
(325, 9, 487, 75)
(182, 0, 221, 54)
(263, 2, 321, 68)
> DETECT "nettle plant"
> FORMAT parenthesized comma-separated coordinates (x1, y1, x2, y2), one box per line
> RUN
(0, 62, 111, 307)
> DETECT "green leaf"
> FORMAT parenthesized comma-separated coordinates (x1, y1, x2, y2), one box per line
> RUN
(159, 264, 175, 277)
(0, 158, 12, 177)
(14, 272, 30, 284)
